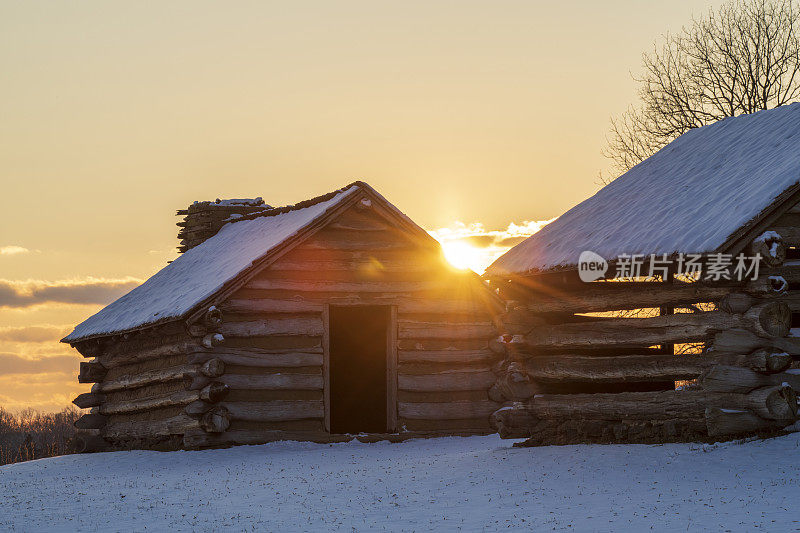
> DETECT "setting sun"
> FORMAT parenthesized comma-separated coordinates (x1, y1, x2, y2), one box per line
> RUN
(441, 240, 486, 272)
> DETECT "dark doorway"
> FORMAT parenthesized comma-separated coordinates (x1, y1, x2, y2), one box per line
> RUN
(329, 305, 390, 434)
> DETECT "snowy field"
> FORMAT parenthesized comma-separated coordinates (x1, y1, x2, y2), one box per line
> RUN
(1, 434, 799, 532)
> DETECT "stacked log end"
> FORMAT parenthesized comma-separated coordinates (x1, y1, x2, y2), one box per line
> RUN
(490, 231, 800, 445)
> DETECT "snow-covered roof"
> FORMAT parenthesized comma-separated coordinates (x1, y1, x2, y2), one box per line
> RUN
(487, 104, 800, 277)
(64, 183, 370, 343)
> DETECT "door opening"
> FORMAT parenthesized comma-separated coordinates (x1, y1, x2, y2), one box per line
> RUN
(329, 305, 390, 434)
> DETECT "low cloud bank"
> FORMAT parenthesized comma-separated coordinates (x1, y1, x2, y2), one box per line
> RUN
(0, 277, 141, 308)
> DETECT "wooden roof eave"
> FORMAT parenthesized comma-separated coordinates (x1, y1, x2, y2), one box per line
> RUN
(486, 181, 800, 291)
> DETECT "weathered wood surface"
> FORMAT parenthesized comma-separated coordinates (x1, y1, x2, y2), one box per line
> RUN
(220, 317, 324, 337)
(73, 392, 104, 409)
(104, 414, 201, 439)
(199, 382, 230, 403)
(101, 340, 205, 366)
(99, 390, 199, 415)
(220, 297, 498, 316)
(221, 400, 324, 422)
(700, 365, 800, 393)
(705, 407, 786, 437)
(188, 349, 322, 368)
(398, 349, 497, 364)
(397, 321, 496, 340)
(519, 278, 787, 315)
(495, 389, 798, 421)
(398, 371, 496, 392)
(398, 400, 501, 420)
(199, 358, 225, 378)
(219, 373, 323, 390)
(200, 406, 230, 433)
(709, 328, 800, 355)
(515, 353, 710, 383)
(99, 365, 195, 393)
(518, 302, 791, 350)
(78, 362, 107, 383)
(245, 279, 454, 293)
(511, 349, 791, 384)
(494, 414, 708, 441)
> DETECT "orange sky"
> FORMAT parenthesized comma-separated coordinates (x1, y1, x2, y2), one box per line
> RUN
(0, 1, 723, 412)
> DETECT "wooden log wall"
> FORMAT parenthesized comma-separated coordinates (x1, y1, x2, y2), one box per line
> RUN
(490, 227, 800, 446)
(193, 205, 503, 447)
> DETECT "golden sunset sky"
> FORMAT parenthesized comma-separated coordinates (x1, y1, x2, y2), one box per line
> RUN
(0, 1, 723, 412)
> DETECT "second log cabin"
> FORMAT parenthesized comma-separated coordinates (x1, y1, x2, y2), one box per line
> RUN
(485, 104, 800, 445)
(63, 182, 504, 451)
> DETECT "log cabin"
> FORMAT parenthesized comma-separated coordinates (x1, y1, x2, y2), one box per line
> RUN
(485, 103, 800, 445)
(63, 182, 504, 451)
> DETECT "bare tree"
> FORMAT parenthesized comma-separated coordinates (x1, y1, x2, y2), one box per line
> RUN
(605, 0, 800, 175)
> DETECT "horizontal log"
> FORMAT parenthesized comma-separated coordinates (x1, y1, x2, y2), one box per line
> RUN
(499, 389, 799, 422)
(398, 321, 496, 340)
(398, 349, 497, 364)
(220, 317, 324, 337)
(518, 278, 786, 315)
(99, 390, 199, 415)
(221, 400, 324, 422)
(220, 297, 499, 316)
(705, 407, 787, 437)
(188, 349, 322, 368)
(104, 414, 200, 439)
(101, 340, 206, 367)
(519, 302, 790, 350)
(74, 413, 107, 430)
(493, 365, 541, 401)
(398, 390, 490, 403)
(493, 412, 707, 441)
(78, 362, 107, 383)
(73, 392, 104, 409)
(219, 373, 323, 390)
(709, 328, 798, 354)
(517, 353, 709, 383)
(398, 371, 496, 392)
(398, 400, 501, 420)
(513, 350, 787, 386)
(701, 365, 800, 392)
(100, 364, 195, 393)
(245, 279, 456, 293)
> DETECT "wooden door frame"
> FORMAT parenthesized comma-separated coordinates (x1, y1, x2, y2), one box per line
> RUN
(323, 303, 398, 434)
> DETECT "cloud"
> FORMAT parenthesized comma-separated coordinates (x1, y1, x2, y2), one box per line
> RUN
(0, 246, 29, 256)
(0, 277, 141, 309)
(0, 352, 79, 375)
(0, 325, 71, 343)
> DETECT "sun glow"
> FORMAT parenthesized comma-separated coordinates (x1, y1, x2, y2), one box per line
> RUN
(441, 241, 486, 272)
(429, 218, 555, 274)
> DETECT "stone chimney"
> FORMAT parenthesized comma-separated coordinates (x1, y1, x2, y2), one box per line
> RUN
(176, 198, 271, 253)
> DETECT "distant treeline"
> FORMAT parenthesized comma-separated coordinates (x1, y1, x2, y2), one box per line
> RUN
(0, 407, 81, 465)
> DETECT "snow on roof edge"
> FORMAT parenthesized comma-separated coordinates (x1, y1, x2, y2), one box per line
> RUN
(62, 183, 363, 344)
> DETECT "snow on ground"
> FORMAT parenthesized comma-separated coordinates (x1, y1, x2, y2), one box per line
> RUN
(1, 433, 799, 532)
